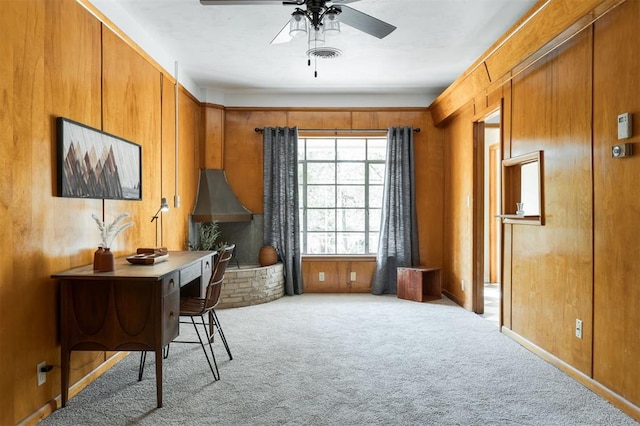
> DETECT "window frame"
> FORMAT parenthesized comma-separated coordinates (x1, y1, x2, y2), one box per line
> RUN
(298, 136, 386, 255)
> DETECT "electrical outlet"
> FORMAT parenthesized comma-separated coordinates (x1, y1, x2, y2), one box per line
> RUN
(318, 272, 325, 282)
(350, 271, 356, 281)
(575, 319, 583, 339)
(461, 279, 465, 292)
(37, 361, 47, 386)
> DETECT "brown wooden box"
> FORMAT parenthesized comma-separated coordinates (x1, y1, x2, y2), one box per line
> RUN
(397, 267, 442, 302)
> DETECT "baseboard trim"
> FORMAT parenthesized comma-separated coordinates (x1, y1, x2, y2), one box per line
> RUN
(442, 289, 463, 306)
(18, 351, 129, 426)
(502, 327, 640, 422)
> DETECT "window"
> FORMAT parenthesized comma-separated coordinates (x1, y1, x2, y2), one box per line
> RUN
(298, 137, 387, 255)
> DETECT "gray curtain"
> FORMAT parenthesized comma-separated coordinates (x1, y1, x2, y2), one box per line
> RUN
(263, 127, 303, 295)
(371, 127, 420, 295)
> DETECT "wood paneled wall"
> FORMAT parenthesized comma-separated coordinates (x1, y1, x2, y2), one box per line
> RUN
(439, 0, 640, 419)
(0, 1, 202, 423)
(509, 30, 594, 373)
(592, 0, 640, 408)
(442, 104, 475, 310)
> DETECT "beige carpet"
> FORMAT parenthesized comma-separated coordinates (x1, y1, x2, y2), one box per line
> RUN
(40, 294, 638, 425)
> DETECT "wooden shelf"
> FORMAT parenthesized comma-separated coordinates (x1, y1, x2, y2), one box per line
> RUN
(496, 214, 542, 225)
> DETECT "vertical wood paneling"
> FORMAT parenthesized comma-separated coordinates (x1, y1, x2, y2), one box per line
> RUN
(509, 30, 593, 373)
(43, 0, 105, 412)
(102, 27, 161, 254)
(592, 0, 640, 405)
(160, 74, 175, 248)
(2, 1, 45, 422)
(501, 81, 513, 329)
(1, 0, 105, 423)
(202, 104, 224, 169)
(0, 4, 16, 419)
(173, 88, 201, 249)
(224, 110, 288, 214)
(442, 103, 475, 309)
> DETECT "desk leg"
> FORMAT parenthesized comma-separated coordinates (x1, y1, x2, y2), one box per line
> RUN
(61, 348, 69, 407)
(155, 349, 163, 408)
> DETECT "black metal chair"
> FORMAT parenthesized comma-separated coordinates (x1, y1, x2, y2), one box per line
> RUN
(138, 244, 235, 381)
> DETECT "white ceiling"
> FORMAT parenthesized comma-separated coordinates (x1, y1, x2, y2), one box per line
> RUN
(91, 0, 537, 106)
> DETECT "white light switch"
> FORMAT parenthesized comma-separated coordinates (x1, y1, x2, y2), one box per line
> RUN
(350, 271, 356, 281)
(319, 272, 325, 282)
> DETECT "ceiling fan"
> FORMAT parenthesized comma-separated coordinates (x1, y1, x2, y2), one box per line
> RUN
(199, 0, 397, 45)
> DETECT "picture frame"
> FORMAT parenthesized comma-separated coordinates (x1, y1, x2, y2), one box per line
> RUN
(57, 117, 142, 200)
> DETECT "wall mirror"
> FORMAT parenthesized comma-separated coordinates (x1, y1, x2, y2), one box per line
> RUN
(501, 150, 544, 225)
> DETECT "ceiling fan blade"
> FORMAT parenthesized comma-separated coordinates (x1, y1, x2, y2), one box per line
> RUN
(200, 1, 284, 5)
(337, 5, 396, 39)
(270, 21, 293, 44)
(330, 0, 361, 4)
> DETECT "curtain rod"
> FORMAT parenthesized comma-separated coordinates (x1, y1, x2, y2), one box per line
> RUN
(254, 127, 420, 133)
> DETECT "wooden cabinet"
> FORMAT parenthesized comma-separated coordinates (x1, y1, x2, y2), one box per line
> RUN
(303, 257, 376, 293)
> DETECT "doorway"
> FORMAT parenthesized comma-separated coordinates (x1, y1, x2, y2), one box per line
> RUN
(474, 108, 502, 327)
(483, 111, 501, 326)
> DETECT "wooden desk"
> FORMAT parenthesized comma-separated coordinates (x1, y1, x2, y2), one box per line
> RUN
(52, 251, 215, 408)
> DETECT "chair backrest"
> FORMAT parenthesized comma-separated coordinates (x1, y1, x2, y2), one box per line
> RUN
(204, 244, 235, 310)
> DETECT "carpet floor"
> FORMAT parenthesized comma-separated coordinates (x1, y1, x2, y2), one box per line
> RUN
(40, 294, 638, 425)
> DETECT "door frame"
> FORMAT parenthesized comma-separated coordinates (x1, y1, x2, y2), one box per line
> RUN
(472, 103, 503, 317)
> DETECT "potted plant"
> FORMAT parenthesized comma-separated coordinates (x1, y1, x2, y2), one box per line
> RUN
(188, 221, 227, 252)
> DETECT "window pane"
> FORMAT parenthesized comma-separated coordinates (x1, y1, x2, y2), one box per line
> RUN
(307, 232, 335, 254)
(337, 233, 365, 254)
(368, 139, 387, 160)
(337, 139, 365, 160)
(369, 232, 379, 253)
(298, 139, 306, 161)
(307, 139, 335, 160)
(337, 163, 364, 184)
(337, 186, 364, 207)
(336, 209, 364, 231)
(307, 163, 335, 184)
(308, 209, 335, 231)
(308, 186, 335, 207)
(298, 185, 304, 207)
(369, 209, 381, 232)
(369, 164, 385, 185)
(369, 185, 384, 207)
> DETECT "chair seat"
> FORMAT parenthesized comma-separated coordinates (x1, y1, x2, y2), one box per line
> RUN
(180, 296, 207, 316)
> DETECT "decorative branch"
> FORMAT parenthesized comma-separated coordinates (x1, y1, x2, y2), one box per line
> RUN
(92, 212, 134, 248)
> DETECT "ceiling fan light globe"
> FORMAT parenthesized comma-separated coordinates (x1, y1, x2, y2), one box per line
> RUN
(289, 9, 308, 38)
(290, 27, 307, 38)
(308, 28, 325, 45)
(322, 18, 340, 36)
